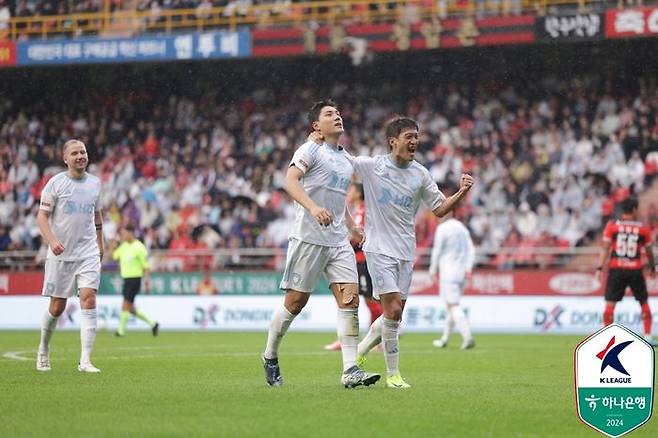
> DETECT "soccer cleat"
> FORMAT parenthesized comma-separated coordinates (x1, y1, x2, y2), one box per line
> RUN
(432, 339, 448, 348)
(341, 365, 381, 388)
(356, 354, 367, 368)
(461, 339, 475, 350)
(77, 362, 101, 373)
(114, 331, 125, 337)
(323, 340, 341, 351)
(263, 356, 283, 387)
(386, 373, 411, 389)
(152, 322, 160, 337)
(36, 352, 51, 372)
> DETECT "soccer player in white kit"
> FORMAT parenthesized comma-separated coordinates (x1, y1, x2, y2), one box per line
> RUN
(429, 212, 476, 350)
(353, 117, 474, 388)
(36, 139, 104, 373)
(262, 100, 380, 388)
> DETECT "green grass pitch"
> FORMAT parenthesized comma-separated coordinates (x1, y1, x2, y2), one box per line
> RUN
(1, 331, 656, 437)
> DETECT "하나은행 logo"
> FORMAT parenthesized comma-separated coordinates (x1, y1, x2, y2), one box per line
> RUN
(575, 323, 654, 437)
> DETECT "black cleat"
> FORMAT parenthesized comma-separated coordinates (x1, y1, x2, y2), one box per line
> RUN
(263, 356, 283, 387)
(152, 322, 159, 337)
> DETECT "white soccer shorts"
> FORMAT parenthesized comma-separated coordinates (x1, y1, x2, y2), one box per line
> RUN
(440, 280, 465, 305)
(279, 238, 358, 293)
(364, 251, 413, 300)
(42, 256, 101, 298)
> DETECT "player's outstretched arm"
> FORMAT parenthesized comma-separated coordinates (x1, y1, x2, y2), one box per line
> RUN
(36, 209, 65, 255)
(432, 173, 474, 218)
(284, 165, 333, 226)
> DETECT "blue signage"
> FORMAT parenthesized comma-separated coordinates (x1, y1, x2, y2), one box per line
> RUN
(16, 30, 251, 65)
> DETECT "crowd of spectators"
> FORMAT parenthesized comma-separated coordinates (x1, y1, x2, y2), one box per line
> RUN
(1, 68, 658, 270)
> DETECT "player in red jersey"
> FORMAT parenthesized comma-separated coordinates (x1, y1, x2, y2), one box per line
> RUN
(595, 197, 656, 344)
(324, 183, 383, 351)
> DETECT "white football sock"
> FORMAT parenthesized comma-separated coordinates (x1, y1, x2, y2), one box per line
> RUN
(382, 317, 400, 376)
(80, 309, 97, 365)
(337, 308, 359, 371)
(451, 305, 472, 342)
(442, 306, 454, 342)
(357, 315, 383, 356)
(39, 312, 59, 354)
(264, 305, 296, 359)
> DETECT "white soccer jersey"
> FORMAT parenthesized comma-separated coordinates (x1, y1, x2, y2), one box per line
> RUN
(39, 171, 102, 261)
(429, 218, 475, 282)
(353, 154, 445, 261)
(289, 141, 353, 247)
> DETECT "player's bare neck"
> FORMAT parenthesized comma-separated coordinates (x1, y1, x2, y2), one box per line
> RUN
(324, 133, 341, 147)
(67, 169, 85, 180)
(391, 153, 410, 168)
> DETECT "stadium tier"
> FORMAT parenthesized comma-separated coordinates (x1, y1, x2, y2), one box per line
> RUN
(1, 40, 658, 268)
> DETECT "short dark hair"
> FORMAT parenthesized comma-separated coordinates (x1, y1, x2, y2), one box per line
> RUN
(124, 223, 136, 233)
(308, 99, 338, 126)
(621, 197, 639, 214)
(385, 116, 419, 141)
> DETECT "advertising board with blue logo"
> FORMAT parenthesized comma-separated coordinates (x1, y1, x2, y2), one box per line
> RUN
(15, 30, 251, 66)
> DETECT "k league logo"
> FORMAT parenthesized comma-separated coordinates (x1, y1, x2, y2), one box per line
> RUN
(575, 324, 655, 437)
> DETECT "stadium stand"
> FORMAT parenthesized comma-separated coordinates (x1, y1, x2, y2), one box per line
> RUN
(2, 0, 610, 40)
(1, 41, 657, 273)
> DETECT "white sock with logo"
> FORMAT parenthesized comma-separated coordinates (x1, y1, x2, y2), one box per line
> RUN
(39, 312, 59, 354)
(264, 305, 296, 359)
(382, 317, 400, 376)
(80, 309, 97, 365)
(337, 308, 359, 371)
(451, 305, 472, 342)
(358, 315, 383, 356)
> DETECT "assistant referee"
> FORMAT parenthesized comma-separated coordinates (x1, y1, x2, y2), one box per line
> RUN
(111, 224, 159, 337)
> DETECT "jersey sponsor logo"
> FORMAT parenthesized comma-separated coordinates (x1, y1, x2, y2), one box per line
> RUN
(327, 170, 350, 191)
(63, 200, 95, 215)
(377, 187, 412, 209)
(549, 273, 601, 295)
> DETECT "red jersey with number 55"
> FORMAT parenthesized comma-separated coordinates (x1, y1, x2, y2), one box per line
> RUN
(602, 219, 653, 270)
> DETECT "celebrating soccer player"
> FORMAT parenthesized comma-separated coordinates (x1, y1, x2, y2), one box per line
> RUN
(353, 117, 474, 388)
(262, 100, 381, 388)
(36, 139, 104, 373)
(595, 197, 656, 345)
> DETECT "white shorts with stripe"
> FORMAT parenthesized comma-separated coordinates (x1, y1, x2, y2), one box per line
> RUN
(364, 251, 413, 300)
(42, 256, 101, 298)
(280, 238, 358, 293)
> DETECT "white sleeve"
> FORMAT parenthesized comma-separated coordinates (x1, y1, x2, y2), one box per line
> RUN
(465, 230, 476, 273)
(420, 170, 445, 211)
(351, 155, 371, 177)
(290, 141, 319, 174)
(428, 225, 443, 276)
(39, 177, 57, 212)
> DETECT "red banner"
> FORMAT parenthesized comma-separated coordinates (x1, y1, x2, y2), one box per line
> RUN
(0, 272, 43, 295)
(0, 41, 17, 67)
(411, 270, 658, 297)
(252, 15, 535, 58)
(605, 7, 658, 38)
